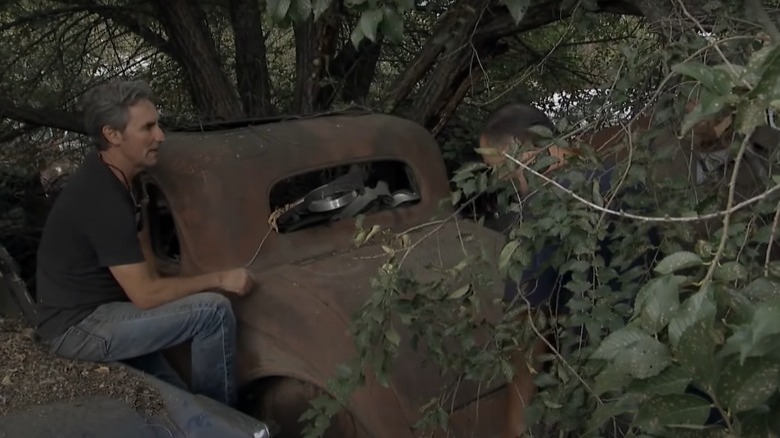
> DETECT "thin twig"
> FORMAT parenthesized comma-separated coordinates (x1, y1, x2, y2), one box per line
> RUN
(701, 135, 752, 291)
(522, 303, 602, 406)
(676, 0, 753, 91)
(764, 200, 780, 277)
(500, 151, 780, 224)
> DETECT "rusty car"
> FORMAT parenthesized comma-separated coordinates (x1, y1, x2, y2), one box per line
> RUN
(131, 110, 511, 437)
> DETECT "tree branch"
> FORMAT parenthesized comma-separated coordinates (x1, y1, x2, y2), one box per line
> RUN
(0, 126, 41, 143)
(0, 5, 96, 32)
(57, 0, 175, 56)
(0, 98, 85, 134)
(499, 150, 780, 224)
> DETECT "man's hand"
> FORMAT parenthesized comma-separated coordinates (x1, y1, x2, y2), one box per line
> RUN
(218, 268, 255, 296)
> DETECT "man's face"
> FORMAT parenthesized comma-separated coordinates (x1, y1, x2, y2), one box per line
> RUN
(112, 99, 165, 168)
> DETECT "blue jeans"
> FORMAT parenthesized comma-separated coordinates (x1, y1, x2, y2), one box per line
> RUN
(46, 292, 238, 406)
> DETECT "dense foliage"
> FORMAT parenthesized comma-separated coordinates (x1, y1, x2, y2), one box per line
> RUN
(300, 21, 780, 438)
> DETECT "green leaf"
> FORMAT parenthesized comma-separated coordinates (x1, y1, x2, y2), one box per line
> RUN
(633, 394, 712, 431)
(593, 365, 632, 395)
(358, 9, 383, 42)
(681, 91, 731, 135)
(500, 0, 529, 25)
(385, 327, 401, 346)
(675, 315, 718, 387)
(740, 410, 778, 437)
(747, 44, 780, 103)
(715, 356, 780, 413)
(627, 364, 692, 396)
(350, 25, 365, 48)
(526, 124, 554, 138)
(447, 284, 470, 300)
(498, 240, 520, 272)
(586, 395, 640, 435)
(379, 6, 404, 42)
(591, 179, 603, 207)
(633, 274, 684, 334)
(768, 260, 780, 278)
(473, 147, 500, 156)
(721, 288, 755, 325)
(451, 189, 462, 206)
(714, 261, 748, 283)
(736, 100, 768, 135)
(668, 284, 717, 347)
(653, 251, 704, 275)
(742, 277, 780, 302)
(720, 298, 780, 362)
(613, 336, 672, 379)
(591, 326, 649, 361)
(672, 61, 732, 95)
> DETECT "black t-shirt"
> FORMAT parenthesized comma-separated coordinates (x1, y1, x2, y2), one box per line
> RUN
(35, 151, 145, 341)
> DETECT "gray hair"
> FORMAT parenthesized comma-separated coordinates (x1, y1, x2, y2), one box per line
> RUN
(81, 80, 154, 150)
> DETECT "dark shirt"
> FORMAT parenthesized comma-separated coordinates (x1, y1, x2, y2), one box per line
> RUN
(504, 167, 613, 310)
(35, 151, 144, 341)
(502, 161, 658, 312)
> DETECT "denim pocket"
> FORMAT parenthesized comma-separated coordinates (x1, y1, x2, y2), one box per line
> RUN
(51, 325, 109, 362)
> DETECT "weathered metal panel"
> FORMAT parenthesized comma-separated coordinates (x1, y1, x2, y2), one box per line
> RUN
(231, 219, 506, 435)
(143, 112, 508, 436)
(147, 113, 453, 273)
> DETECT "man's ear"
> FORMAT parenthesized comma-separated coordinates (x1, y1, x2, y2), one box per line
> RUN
(101, 125, 122, 146)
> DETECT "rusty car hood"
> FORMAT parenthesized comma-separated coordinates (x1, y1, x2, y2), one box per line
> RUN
(233, 219, 507, 430)
(147, 113, 454, 274)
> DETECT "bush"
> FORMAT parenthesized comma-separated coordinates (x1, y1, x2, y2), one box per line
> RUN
(301, 33, 780, 438)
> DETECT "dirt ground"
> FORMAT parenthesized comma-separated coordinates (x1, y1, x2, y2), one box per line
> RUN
(0, 316, 165, 418)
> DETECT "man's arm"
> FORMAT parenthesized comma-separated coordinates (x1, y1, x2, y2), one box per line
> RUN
(108, 262, 229, 309)
(115, 229, 254, 309)
(120, 212, 250, 308)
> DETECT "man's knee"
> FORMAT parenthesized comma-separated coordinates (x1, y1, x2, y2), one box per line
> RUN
(195, 291, 232, 307)
(191, 292, 236, 326)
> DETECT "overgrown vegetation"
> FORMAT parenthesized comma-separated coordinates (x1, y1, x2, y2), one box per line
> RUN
(298, 7, 780, 438)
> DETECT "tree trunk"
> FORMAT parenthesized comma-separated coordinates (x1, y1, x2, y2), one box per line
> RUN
(429, 66, 486, 136)
(229, 0, 275, 117)
(293, 8, 341, 114)
(153, 0, 243, 121)
(380, 1, 475, 114)
(322, 38, 382, 107)
(414, 40, 509, 131)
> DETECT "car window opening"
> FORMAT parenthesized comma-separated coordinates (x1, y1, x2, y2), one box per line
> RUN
(269, 159, 422, 233)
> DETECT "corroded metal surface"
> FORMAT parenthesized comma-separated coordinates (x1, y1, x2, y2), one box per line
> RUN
(231, 219, 506, 436)
(144, 113, 509, 436)
(147, 113, 455, 274)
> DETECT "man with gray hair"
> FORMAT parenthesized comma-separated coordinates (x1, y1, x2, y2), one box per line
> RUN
(34, 80, 254, 407)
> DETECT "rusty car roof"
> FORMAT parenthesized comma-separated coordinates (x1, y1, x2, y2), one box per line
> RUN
(145, 112, 455, 273)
